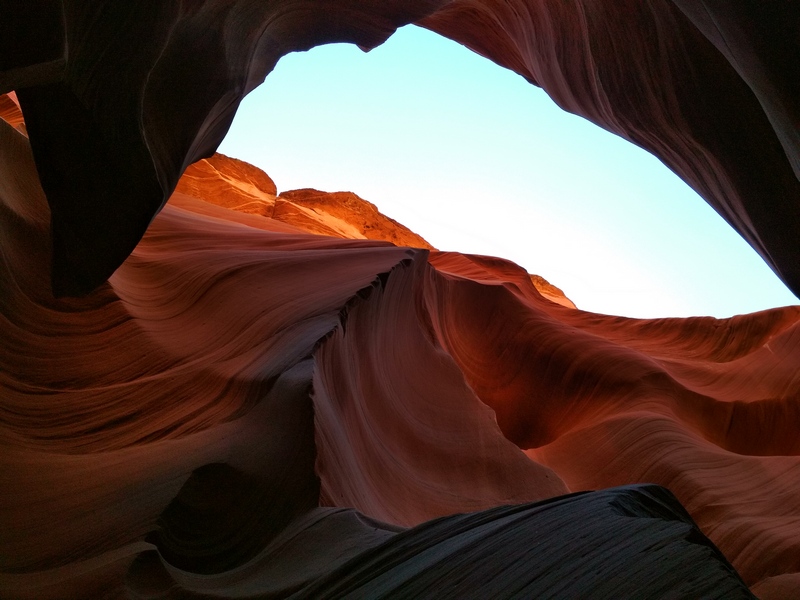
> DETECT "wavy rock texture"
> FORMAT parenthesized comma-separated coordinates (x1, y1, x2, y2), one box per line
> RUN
(1, 1, 799, 597)
(1, 0, 798, 296)
(0, 92, 25, 133)
(2, 0, 449, 295)
(274, 189, 433, 249)
(174, 152, 278, 215)
(177, 155, 433, 248)
(2, 102, 798, 598)
(529, 274, 576, 309)
(176, 152, 575, 307)
(418, 0, 800, 294)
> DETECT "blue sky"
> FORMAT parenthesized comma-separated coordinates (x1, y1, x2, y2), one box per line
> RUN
(218, 25, 798, 319)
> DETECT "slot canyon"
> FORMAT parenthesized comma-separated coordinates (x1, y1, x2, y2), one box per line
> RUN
(1, 2, 799, 598)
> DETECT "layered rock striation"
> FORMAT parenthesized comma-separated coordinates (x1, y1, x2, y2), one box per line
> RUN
(2, 1, 800, 597)
(1, 1, 797, 297)
(2, 96, 800, 597)
(177, 154, 434, 248)
(176, 152, 575, 307)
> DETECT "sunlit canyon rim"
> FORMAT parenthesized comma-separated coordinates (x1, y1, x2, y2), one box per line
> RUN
(1, 2, 799, 599)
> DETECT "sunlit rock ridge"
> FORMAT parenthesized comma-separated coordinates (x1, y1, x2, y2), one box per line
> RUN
(177, 152, 575, 307)
(1, 2, 799, 598)
(2, 1, 798, 297)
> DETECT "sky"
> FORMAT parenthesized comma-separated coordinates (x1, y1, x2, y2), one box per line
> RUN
(218, 25, 798, 319)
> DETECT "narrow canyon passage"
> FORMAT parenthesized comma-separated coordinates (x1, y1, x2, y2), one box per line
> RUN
(1, 1, 799, 597)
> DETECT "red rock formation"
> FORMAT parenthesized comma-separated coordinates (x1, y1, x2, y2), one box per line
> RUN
(2, 1, 800, 597)
(0, 92, 25, 132)
(177, 156, 434, 248)
(418, 0, 800, 295)
(2, 102, 799, 597)
(175, 153, 278, 216)
(1, 1, 797, 297)
(275, 188, 434, 249)
(529, 273, 576, 309)
(1, 1, 449, 295)
(175, 154, 576, 306)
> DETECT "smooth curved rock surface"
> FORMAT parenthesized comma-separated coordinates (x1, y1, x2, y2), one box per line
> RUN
(175, 152, 278, 215)
(2, 111, 799, 597)
(275, 188, 434, 249)
(283, 485, 755, 599)
(176, 152, 576, 306)
(2, 1, 448, 295)
(1, 1, 798, 297)
(178, 156, 434, 247)
(126, 485, 756, 599)
(2, 1, 800, 595)
(418, 0, 800, 295)
(0, 92, 24, 132)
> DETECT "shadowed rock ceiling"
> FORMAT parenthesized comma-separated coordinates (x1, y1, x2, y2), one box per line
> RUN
(1, 1, 799, 598)
(1, 0, 798, 297)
